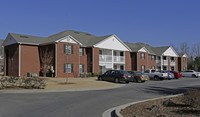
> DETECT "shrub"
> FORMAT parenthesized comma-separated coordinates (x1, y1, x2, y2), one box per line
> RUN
(93, 72, 99, 77)
(88, 72, 92, 77)
(181, 88, 200, 108)
(0, 77, 46, 89)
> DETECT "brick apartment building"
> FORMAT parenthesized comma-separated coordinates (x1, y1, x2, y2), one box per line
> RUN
(3, 30, 188, 77)
(3, 30, 132, 77)
(178, 53, 188, 71)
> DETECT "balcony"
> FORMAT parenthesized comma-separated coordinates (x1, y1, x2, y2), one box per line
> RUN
(170, 60, 176, 66)
(113, 56, 125, 63)
(99, 55, 112, 62)
(163, 60, 168, 65)
(99, 55, 125, 63)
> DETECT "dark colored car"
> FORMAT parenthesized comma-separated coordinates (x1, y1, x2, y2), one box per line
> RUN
(98, 70, 133, 83)
(170, 71, 182, 79)
(128, 71, 149, 83)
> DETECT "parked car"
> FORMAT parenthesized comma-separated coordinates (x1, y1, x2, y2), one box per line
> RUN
(98, 70, 134, 83)
(144, 69, 168, 80)
(161, 70, 174, 80)
(127, 71, 149, 83)
(170, 71, 182, 79)
(181, 70, 200, 78)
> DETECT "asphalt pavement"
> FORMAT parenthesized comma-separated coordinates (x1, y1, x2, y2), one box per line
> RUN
(0, 77, 200, 117)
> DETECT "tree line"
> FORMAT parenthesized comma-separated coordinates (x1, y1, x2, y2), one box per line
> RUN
(171, 42, 200, 71)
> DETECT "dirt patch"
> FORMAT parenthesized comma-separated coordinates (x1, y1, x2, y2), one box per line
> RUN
(120, 89, 200, 117)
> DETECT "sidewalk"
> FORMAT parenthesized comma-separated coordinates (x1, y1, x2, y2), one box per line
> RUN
(0, 77, 126, 93)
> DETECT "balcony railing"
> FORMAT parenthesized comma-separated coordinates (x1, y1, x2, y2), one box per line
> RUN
(99, 55, 125, 63)
(113, 56, 125, 62)
(99, 55, 112, 62)
(170, 60, 176, 66)
(163, 60, 168, 65)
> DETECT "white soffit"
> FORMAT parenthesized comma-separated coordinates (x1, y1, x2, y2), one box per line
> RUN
(56, 35, 83, 45)
(94, 35, 129, 51)
(138, 47, 148, 53)
(163, 47, 178, 57)
(183, 54, 187, 57)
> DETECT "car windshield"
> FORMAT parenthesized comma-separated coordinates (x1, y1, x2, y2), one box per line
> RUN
(135, 71, 144, 75)
(120, 70, 129, 75)
(173, 71, 178, 73)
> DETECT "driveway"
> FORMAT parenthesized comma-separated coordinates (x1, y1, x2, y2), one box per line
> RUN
(0, 77, 200, 117)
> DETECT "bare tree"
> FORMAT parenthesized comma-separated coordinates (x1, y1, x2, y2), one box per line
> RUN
(180, 42, 190, 56)
(191, 43, 200, 58)
(170, 43, 179, 52)
(40, 48, 53, 77)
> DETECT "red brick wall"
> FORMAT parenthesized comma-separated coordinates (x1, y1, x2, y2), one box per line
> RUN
(20, 45, 40, 77)
(4, 44, 19, 76)
(148, 54, 156, 69)
(93, 47, 99, 73)
(181, 57, 187, 71)
(175, 57, 179, 71)
(56, 42, 80, 77)
(125, 51, 131, 71)
(80, 47, 88, 73)
(137, 52, 148, 72)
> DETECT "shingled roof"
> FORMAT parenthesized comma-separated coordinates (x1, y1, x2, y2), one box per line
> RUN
(4, 30, 112, 47)
(151, 46, 170, 56)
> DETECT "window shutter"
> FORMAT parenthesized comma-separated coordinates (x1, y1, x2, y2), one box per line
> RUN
(64, 45, 66, 54)
(64, 64, 66, 73)
(82, 64, 84, 72)
(71, 64, 73, 73)
(71, 45, 73, 54)
(82, 48, 84, 56)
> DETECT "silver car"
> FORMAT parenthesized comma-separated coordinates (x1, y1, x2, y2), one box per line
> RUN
(181, 70, 200, 78)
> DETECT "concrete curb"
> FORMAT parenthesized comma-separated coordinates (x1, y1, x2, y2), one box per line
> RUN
(0, 84, 126, 94)
(102, 94, 182, 117)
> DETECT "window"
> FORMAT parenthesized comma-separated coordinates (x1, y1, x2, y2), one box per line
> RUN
(99, 50, 102, 55)
(64, 63, 73, 73)
(163, 56, 167, 60)
(79, 64, 84, 73)
(120, 52, 124, 56)
(114, 65, 117, 69)
(183, 58, 186, 62)
(79, 48, 84, 56)
(163, 66, 167, 70)
(120, 65, 124, 70)
(171, 66, 174, 71)
(157, 56, 161, 60)
(64, 44, 73, 54)
(141, 53, 145, 59)
(152, 66, 155, 69)
(151, 55, 155, 60)
(171, 57, 175, 62)
(141, 65, 145, 72)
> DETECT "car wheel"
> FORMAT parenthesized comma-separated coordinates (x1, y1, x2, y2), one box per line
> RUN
(114, 78, 120, 83)
(125, 81, 129, 83)
(98, 77, 103, 81)
(137, 78, 142, 83)
(154, 76, 160, 81)
(192, 74, 197, 78)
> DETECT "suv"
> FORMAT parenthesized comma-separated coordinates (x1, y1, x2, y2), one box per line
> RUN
(181, 70, 200, 78)
(98, 70, 133, 83)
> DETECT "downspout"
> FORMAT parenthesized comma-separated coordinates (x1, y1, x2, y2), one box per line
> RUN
(19, 44, 21, 77)
(55, 43, 57, 77)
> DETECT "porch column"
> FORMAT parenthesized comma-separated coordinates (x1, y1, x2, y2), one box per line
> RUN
(112, 50, 114, 69)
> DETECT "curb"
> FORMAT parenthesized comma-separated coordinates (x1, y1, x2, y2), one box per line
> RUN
(0, 84, 126, 94)
(102, 94, 182, 117)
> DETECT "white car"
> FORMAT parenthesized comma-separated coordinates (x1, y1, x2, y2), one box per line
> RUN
(181, 70, 200, 78)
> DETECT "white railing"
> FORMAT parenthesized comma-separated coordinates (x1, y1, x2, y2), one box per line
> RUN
(170, 60, 176, 66)
(163, 60, 168, 65)
(113, 56, 125, 63)
(99, 55, 112, 62)
(99, 55, 125, 63)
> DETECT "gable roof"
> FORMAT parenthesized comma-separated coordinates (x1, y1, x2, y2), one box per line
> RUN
(4, 30, 113, 47)
(178, 53, 188, 58)
(151, 46, 170, 56)
(124, 42, 156, 54)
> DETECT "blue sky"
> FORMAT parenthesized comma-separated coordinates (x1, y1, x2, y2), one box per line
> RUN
(0, 0, 200, 47)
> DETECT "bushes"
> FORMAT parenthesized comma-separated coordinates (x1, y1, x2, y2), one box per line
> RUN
(0, 77, 46, 89)
(182, 89, 200, 108)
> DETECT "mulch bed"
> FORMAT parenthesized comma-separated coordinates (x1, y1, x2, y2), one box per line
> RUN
(120, 95, 200, 117)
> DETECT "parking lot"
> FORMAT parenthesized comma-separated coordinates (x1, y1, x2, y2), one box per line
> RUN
(0, 77, 200, 117)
